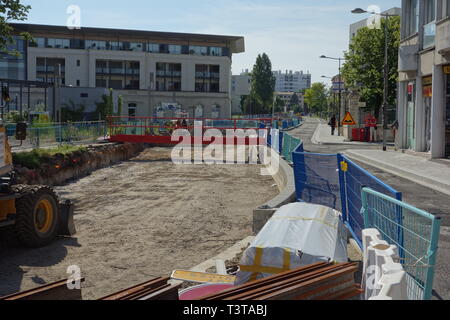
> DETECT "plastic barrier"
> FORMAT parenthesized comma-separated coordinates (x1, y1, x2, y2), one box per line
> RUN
(361, 188, 441, 300)
(362, 229, 408, 300)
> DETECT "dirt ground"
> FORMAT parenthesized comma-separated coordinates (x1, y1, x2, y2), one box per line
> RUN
(0, 147, 278, 300)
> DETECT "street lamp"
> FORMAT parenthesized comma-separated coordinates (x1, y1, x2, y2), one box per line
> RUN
(352, 8, 399, 151)
(320, 55, 345, 136)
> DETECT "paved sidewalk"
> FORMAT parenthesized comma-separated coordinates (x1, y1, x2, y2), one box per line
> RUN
(312, 122, 374, 146)
(345, 149, 450, 196)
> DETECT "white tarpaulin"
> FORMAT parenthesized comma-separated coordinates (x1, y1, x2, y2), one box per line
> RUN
(236, 202, 348, 285)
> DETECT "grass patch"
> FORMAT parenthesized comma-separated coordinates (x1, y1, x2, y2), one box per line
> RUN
(13, 145, 87, 169)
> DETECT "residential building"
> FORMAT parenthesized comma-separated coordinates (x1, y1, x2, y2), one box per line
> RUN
(231, 70, 251, 114)
(275, 92, 304, 111)
(273, 70, 311, 93)
(398, 0, 450, 159)
(2, 23, 244, 120)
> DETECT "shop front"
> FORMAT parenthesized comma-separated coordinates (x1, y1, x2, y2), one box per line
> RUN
(422, 76, 432, 152)
(445, 66, 450, 158)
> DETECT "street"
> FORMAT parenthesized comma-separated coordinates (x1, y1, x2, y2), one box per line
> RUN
(290, 117, 450, 300)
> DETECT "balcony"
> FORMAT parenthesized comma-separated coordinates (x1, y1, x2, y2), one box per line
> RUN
(436, 19, 450, 54)
(423, 22, 436, 49)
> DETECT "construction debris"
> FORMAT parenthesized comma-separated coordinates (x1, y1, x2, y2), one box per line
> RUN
(198, 262, 362, 300)
(99, 277, 181, 301)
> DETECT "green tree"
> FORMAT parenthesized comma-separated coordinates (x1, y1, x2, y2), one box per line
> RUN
(249, 53, 276, 114)
(117, 95, 123, 116)
(304, 83, 328, 115)
(274, 96, 285, 113)
(242, 93, 263, 115)
(289, 93, 300, 110)
(0, 1, 32, 54)
(61, 99, 85, 122)
(95, 89, 114, 120)
(342, 16, 400, 118)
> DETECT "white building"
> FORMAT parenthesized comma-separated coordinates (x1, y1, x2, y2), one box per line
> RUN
(3, 23, 245, 120)
(231, 70, 251, 114)
(273, 70, 311, 93)
(398, 0, 450, 159)
(349, 7, 401, 42)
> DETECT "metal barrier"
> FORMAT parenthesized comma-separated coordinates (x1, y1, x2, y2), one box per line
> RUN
(8, 122, 107, 150)
(340, 156, 402, 248)
(361, 188, 441, 300)
(281, 133, 302, 164)
(293, 151, 342, 211)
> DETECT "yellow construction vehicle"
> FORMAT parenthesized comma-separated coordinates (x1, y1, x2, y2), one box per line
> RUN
(0, 124, 76, 248)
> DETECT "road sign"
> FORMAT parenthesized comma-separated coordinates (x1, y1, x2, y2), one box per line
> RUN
(342, 112, 356, 126)
(171, 270, 236, 284)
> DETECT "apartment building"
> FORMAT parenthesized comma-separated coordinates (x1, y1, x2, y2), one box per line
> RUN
(273, 70, 311, 93)
(398, 0, 450, 159)
(231, 70, 251, 114)
(349, 7, 401, 42)
(2, 23, 245, 119)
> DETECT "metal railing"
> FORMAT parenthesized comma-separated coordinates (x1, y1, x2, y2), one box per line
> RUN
(361, 188, 441, 300)
(7, 121, 107, 150)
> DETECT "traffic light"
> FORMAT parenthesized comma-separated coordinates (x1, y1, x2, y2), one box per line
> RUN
(2, 86, 11, 102)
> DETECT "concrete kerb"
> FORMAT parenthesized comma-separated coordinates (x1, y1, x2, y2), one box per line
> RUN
(281, 122, 303, 132)
(344, 150, 450, 197)
(252, 148, 297, 234)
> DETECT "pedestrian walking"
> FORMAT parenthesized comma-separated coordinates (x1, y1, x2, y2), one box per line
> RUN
(329, 115, 337, 136)
(364, 113, 378, 142)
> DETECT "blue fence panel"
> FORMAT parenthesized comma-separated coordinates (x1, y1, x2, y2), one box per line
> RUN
(292, 151, 342, 211)
(342, 156, 402, 248)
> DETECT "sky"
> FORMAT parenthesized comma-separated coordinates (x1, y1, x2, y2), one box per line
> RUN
(16, 0, 401, 84)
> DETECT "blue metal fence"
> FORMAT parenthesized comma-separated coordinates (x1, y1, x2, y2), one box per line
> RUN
(340, 156, 402, 248)
(361, 188, 441, 300)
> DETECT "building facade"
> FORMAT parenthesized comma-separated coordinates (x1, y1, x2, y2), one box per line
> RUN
(349, 7, 401, 42)
(231, 71, 251, 115)
(4, 24, 244, 120)
(398, 0, 450, 159)
(273, 70, 311, 93)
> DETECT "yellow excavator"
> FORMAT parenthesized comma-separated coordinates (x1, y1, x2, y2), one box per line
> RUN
(0, 124, 76, 248)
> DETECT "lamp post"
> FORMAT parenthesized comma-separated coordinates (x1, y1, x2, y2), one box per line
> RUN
(352, 8, 399, 151)
(320, 55, 345, 136)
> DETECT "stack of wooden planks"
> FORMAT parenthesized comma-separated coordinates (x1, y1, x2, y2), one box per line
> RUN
(198, 262, 362, 300)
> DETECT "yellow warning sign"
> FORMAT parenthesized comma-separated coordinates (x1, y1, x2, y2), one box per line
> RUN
(342, 112, 356, 126)
(171, 270, 236, 284)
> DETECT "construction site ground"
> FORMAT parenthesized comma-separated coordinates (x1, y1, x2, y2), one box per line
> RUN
(0, 147, 278, 300)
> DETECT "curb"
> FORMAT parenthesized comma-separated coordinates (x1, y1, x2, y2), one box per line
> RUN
(344, 150, 450, 197)
(312, 123, 382, 147)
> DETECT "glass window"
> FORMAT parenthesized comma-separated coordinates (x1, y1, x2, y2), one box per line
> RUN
(169, 45, 181, 54)
(189, 46, 207, 55)
(148, 43, 160, 53)
(129, 42, 143, 51)
(47, 38, 70, 49)
(109, 41, 124, 50)
(425, 0, 436, 23)
(86, 40, 107, 50)
(209, 47, 222, 56)
(30, 37, 46, 48)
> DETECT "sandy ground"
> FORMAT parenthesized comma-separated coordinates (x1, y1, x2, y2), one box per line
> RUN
(0, 147, 278, 300)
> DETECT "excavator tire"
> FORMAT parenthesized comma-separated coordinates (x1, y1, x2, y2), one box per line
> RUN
(12, 185, 60, 248)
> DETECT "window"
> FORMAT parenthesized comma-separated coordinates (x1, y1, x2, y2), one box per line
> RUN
(47, 38, 70, 49)
(190, 46, 207, 55)
(86, 40, 107, 50)
(169, 45, 182, 54)
(29, 37, 45, 48)
(155, 62, 181, 91)
(128, 103, 137, 118)
(209, 47, 223, 56)
(424, 0, 437, 48)
(36, 57, 65, 84)
(148, 43, 160, 53)
(195, 64, 220, 92)
(404, 0, 419, 37)
(129, 42, 143, 51)
(77, 80, 81, 87)
(77, 60, 81, 67)
(80, 93, 88, 98)
(95, 60, 140, 90)
(425, 0, 436, 24)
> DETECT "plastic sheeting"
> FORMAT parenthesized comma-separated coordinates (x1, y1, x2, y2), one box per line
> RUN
(236, 202, 348, 285)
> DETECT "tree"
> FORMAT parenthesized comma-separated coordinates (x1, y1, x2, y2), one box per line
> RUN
(274, 96, 285, 113)
(61, 99, 85, 122)
(95, 89, 114, 120)
(289, 93, 300, 110)
(242, 93, 263, 115)
(0, 1, 32, 54)
(249, 53, 276, 114)
(304, 83, 328, 115)
(117, 95, 123, 116)
(342, 16, 400, 118)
